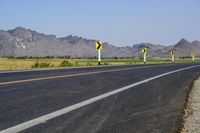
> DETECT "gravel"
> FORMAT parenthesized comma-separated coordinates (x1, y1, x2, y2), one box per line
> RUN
(181, 76, 200, 133)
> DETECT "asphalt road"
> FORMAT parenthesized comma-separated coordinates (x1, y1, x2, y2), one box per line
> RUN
(0, 63, 200, 133)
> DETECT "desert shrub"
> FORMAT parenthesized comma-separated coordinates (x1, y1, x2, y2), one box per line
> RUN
(103, 62, 109, 65)
(32, 61, 51, 68)
(129, 59, 133, 64)
(39, 62, 51, 68)
(32, 61, 39, 68)
(74, 61, 79, 66)
(59, 60, 73, 67)
(86, 62, 92, 66)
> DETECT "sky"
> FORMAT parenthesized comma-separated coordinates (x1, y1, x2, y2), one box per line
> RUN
(0, 0, 200, 46)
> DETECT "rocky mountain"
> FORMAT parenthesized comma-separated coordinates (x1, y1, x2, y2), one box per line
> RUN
(0, 27, 199, 58)
(171, 39, 200, 57)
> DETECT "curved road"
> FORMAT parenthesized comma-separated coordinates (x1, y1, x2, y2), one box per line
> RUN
(0, 63, 200, 133)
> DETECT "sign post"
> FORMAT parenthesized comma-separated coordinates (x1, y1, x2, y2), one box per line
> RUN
(98, 49, 101, 65)
(192, 51, 195, 62)
(170, 50, 175, 63)
(96, 41, 103, 65)
(142, 48, 147, 64)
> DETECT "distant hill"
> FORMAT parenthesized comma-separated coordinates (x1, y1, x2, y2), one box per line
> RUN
(0, 27, 199, 58)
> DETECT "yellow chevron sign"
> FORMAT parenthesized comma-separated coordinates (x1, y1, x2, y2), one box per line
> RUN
(96, 41, 103, 50)
(170, 50, 175, 56)
(192, 51, 196, 56)
(142, 48, 147, 54)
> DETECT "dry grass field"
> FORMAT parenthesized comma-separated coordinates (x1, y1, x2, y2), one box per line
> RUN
(0, 58, 199, 71)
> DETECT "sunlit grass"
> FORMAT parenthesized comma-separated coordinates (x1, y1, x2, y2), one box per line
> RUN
(0, 58, 199, 70)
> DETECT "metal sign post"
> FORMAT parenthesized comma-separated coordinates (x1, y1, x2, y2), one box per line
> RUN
(192, 55, 195, 62)
(98, 49, 101, 65)
(172, 55, 175, 63)
(170, 50, 175, 63)
(192, 51, 195, 62)
(144, 53, 147, 64)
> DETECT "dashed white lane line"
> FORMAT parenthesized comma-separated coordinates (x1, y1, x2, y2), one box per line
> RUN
(1, 65, 200, 133)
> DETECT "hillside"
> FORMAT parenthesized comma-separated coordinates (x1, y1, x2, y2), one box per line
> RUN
(0, 27, 199, 58)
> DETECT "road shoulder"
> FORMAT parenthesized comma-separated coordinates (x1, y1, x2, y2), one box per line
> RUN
(181, 76, 200, 133)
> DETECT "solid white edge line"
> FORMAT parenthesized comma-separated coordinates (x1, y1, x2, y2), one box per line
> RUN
(1, 65, 200, 133)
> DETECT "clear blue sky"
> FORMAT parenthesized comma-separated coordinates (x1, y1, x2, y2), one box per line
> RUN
(0, 0, 200, 46)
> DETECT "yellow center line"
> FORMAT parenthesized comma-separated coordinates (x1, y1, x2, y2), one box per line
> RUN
(1, 64, 199, 133)
(0, 64, 169, 85)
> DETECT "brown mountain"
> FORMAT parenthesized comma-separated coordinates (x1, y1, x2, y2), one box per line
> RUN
(0, 27, 199, 58)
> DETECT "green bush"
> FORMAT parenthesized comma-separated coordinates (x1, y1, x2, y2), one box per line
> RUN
(129, 59, 133, 64)
(86, 62, 92, 66)
(103, 62, 109, 65)
(74, 61, 79, 66)
(32, 61, 51, 68)
(39, 62, 51, 68)
(32, 61, 39, 68)
(59, 60, 73, 67)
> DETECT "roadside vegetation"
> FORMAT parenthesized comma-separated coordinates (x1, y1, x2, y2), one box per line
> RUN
(0, 56, 199, 70)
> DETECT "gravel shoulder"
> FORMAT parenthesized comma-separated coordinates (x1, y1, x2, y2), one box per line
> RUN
(181, 76, 200, 133)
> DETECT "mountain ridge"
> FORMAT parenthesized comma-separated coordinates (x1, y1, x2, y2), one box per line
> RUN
(0, 27, 199, 58)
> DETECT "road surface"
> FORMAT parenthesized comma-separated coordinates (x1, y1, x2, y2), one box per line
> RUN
(0, 63, 200, 133)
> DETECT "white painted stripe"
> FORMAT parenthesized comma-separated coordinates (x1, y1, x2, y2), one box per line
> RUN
(1, 65, 200, 133)
(0, 64, 171, 85)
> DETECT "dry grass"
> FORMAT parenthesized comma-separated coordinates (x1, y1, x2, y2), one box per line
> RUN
(0, 58, 97, 70)
(0, 58, 199, 71)
(0, 58, 60, 70)
(0, 58, 34, 70)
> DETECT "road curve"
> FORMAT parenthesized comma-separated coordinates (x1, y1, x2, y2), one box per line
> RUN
(0, 63, 200, 133)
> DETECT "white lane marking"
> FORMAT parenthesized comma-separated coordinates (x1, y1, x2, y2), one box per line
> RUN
(0, 64, 170, 85)
(1, 65, 200, 133)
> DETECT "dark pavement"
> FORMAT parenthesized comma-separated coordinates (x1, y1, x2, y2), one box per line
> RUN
(0, 63, 200, 133)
